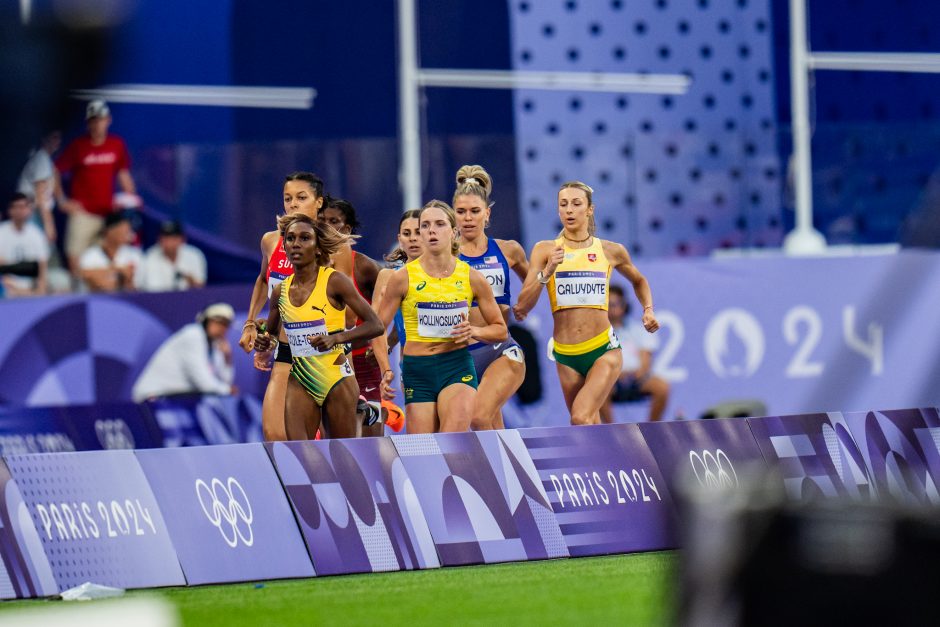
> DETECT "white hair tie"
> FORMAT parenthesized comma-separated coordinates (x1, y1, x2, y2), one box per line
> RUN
(464, 177, 479, 185)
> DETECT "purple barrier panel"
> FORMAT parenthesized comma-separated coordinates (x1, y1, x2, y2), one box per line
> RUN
(61, 403, 164, 450)
(842, 407, 940, 505)
(638, 418, 767, 492)
(4, 450, 185, 590)
(518, 424, 676, 557)
(747, 413, 873, 500)
(0, 408, 79, 455)
(390, 430, 568, 567)
(146, 395, 263, 446)
(266, 438, 440, 576)
(136, 444, 314, 584)
(0, 460, 58, 598)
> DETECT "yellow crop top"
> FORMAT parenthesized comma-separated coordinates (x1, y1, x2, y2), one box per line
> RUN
(278, 267, 346, 358)
(400, 258, 473, 343)
(547, 236, 612, 312)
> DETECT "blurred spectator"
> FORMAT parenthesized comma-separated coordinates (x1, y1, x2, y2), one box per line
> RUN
(55, 100, 138, 273)
(132, 302, 237, 402)
(600, 284, 670, 423)
(16, 130, 61, 242)
(78, 211, 141, 292)
(0, 194, 49, 296)
(137, 220, 207, 292)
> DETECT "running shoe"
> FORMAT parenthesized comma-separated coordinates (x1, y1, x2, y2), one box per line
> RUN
(358, 396, 381, 427)
(381, 399, 405, 432)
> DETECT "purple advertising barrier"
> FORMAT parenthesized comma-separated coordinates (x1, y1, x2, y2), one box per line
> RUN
(519, 424, 676, 557)
(638, 418, 767, 492)
(390, 430, 568, 566)
(747, 413, 873, 501)
(4, 450, 185, 590)
(266, 438, 440, 576)
(0, 403, 163, 454)
(136, 444, 314, 584)
(842, 407, 940, 505)
(0, 460, 58, 598)
(146, 394, 263, 447)
(0, 285, 264, 408)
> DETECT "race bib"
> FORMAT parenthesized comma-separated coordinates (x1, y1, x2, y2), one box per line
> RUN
(472, 258, 506, 298)
(554, 270, 608, 307)
(284, 319, 328, 357)
(416, 301, 469, 339)
(268, 271, 290, 298)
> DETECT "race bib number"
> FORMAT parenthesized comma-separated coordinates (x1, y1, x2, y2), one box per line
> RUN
(284, 320, 328, 357)
(268, 271, 290, 298)
(339, 360, 354, 377)
(473, 258, 506, 298)
(416, 301, 469, 339)
(554, 270, 607, 307)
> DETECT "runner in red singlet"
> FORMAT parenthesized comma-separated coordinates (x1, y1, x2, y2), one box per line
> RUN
(239, 172, 324, 441)
(319, 197, 391, 437)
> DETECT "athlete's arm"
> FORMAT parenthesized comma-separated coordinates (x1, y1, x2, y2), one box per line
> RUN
(240, 231, 277, 352)
(604, 240, 659, 333)
(460, 268, 508, 344)
(253, 282, 282, 356)
(498, 239, 530, 281)
(370, 268, 394, 380)
(512, 240, 561, 321)
(375, 267, 408, 329)
(314, 272, 383, 351)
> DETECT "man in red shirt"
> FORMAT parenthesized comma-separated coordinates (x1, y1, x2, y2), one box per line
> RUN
(54, 100, 138, 274)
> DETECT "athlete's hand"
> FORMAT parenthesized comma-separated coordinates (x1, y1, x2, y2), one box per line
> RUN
(544, 245, 565, 276)
(451, 315, 473, 344)
(511, 303, 528, 322)
(309, 334, 337, 351)
(642, 309, 660, 333)
(253, 331, 275, 353)
(380, 369, 396, 400)
(239, 319, 264, 352)
(253, 347, 274, 372)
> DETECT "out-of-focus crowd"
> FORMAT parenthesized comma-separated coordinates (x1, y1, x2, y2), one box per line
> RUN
(3, 99, 207, 297)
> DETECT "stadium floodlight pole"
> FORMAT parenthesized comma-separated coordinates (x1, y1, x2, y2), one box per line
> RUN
(397, 0, 423, 213)
(71, 85, 316, 110)
(783, 0, 827, 256)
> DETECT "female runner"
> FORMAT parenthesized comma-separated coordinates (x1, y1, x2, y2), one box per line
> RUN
(513, 181, 659, 426)
(319, 197, 388, 436)
(239, 171, 324, 441)
(370, 209, 422, 406)
(254, 213, 383, 439)
(376, 201, 506, 433)
(453, 165, 529, 430)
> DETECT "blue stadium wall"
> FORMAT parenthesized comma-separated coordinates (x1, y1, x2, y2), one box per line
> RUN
(50, 0, 940, 269)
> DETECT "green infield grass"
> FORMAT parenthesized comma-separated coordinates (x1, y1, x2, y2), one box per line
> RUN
(0, 551, 677, 626)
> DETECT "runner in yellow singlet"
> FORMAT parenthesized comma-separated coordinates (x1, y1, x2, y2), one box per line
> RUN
(376, 201, 506, 434)
(514, 181, 659, 426)
(254, 213, 383, 439)
(238, 172, 325, 441)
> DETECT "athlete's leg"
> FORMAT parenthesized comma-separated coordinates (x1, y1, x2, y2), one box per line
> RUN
(405, 402, 438, 434)
(262, 362, 291, 441)
(570, 350, 623, 426)
(640, 375, 670, 422)
(437, 383, 475, 433)
(284, 376, 320, 440)
(471, 355, 524, 430)
(323, 376, 362, 439)
(555, 361, 585, 417)
(599, 393, 615, 424)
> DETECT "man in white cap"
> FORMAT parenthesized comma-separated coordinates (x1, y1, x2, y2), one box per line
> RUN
(132, 303, 237, 402)
(54, 99, 139, 275)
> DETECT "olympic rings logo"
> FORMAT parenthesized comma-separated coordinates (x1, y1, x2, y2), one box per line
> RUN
(688, 449, 738, 490)
(195, 477, 254, 548)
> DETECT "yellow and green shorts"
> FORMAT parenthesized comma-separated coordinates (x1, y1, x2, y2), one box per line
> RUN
(401, 348, 478, 404)
(552, 327, 621, 378)
(291, 350, 355, 406)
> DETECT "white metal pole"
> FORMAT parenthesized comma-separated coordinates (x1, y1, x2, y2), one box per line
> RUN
(397, 0, 423, 212)
(784, 0, 827, 254)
